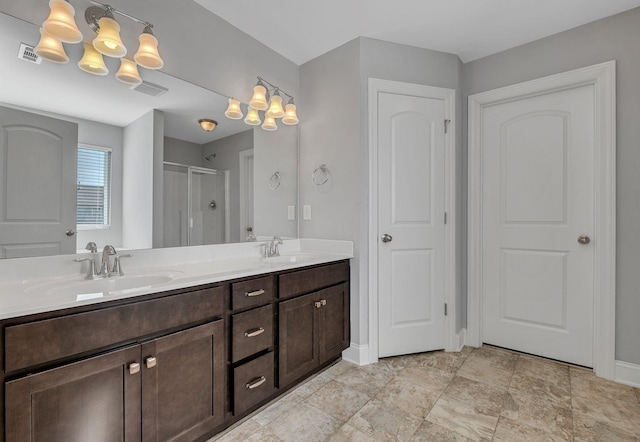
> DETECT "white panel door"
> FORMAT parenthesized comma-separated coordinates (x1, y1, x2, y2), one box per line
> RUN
(0, 106, 77, 258)
(482, 85, 595, 367)
(378, 92, 446, 357)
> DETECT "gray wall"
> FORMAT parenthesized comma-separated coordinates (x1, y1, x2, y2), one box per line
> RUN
(462, 7, 640, 365)
(203, 130, 254, 243)
(163, 136, 204, 167)
(300, 37, 463, 349)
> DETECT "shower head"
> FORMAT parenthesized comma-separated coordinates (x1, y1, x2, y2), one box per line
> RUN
(205, 154, 216, 162)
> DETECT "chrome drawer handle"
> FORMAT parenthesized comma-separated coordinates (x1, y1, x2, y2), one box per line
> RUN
(129, 362, 140, 375)
(145, 357, 157, 369)
(246, 376, 267, 390)
(245, 327, 265, 338)
(245, 289, 265, 297)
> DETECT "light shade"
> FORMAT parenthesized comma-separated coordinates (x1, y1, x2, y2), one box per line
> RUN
(134, 29, 163, 69)
(42, 0, 82, 43)
(115, 58, 142, 85)
(244, 107, 261, 126)
(262, 116, 278, 131)
(267, 93, 285, 118)
(93, 15, 126, 58)
(199, 119, 218, 132)
(78, 43, 108, 75)
(224, 98, 243, 119)
(282, 103, 299, 125)
(249, 84, 268, 111)
(34, 28, 69, 64)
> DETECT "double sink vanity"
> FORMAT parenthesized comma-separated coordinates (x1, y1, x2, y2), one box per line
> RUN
(0, 239, 352, 441)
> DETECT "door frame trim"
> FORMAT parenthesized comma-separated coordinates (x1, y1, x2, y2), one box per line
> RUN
(239, 149, 253, 242)
(368, 78, 457, 364)
(467, 61, 616, 379)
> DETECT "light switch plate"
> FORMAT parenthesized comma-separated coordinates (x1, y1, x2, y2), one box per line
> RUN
(303, 205, 311, 220)
(287, 205, 295, 220)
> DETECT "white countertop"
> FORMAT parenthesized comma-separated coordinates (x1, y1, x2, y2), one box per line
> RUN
(0, 239, 353, 320)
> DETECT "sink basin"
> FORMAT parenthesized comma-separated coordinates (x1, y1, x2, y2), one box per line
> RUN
(46, 275, 173, 300)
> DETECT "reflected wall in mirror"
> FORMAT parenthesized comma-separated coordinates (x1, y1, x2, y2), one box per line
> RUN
(0, 11, 298, 259)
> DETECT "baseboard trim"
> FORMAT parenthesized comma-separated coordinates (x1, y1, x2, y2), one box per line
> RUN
(342, 343, 370, 366)
(453, 328, 467, 352)
(614, 360, 640, 388)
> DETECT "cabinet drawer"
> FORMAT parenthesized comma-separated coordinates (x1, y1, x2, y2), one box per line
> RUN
(5, 286, 225, 373)
(233, 351, 276, 415)
(232, 304, 273, 363)
(231, 275, 275, 310)
(279, 261, 349, 300)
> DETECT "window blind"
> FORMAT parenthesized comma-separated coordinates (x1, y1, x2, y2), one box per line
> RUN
(77, 147, 111, 225)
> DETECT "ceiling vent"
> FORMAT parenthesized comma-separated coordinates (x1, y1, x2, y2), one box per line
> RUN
(18, 43, 42, 64)
(131, 81, 168, 97)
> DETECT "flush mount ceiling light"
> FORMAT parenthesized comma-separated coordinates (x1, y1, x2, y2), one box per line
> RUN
(225, 76, 299, 131)
(36, 1, 164, 86)
(198, 119, 218, 132)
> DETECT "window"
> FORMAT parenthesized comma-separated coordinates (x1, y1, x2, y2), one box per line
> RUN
(77, 146, 111, 227)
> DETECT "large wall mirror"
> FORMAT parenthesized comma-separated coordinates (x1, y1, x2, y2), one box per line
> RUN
(0, 11, 298, 259)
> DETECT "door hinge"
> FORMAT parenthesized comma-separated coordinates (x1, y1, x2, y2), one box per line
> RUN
(444, 212, 447, 225)
(444, 303, 448, 316)
(444, 119, 451, 134)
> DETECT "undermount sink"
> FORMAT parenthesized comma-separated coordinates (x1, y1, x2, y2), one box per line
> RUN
(46, 275, 174, 300)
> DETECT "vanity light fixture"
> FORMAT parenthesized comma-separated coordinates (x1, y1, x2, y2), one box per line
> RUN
(198, 119, 218, 132)
(227, 76, 299, 131)
(36, 1, 163, 85)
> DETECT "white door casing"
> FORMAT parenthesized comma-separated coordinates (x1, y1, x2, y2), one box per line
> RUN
(0, 106, 78, 258)
(368, 79, 456, 364)
(239, 149, 254, 241)
(468, 61, 616, 378)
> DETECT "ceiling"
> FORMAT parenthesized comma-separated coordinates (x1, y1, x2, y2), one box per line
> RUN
(194, 0, 640, 65)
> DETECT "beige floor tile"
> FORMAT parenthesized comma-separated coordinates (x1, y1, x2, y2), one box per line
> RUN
(395, 364, 453, 391)
(252, 388, 306, 426)
(501, 391, 573, 440)
(570, 368, 639, 404)
(409, 421, 474, 441)
(238, 427, 284, 442)
(268, 403, 341, 442)
(509, 371, 572, 408)
(493, 417, 568, 442)
(306, 380, 371, 423)
(210, 418, 263, 441)
(322, 359, 355, 379)
(573, 412, 640, 441)
(572, 395, 640, 435)
(426, 395, 499, 441)
(348, 398, 423, 441)
(515, 354, 570, 388)
(291, 370, 334, 398)
(404, 349, 469, 375)
(441, 375, 507, 417)
(636, 387, 640, 404)
(328, 423, 376, 441)
(333, 364, 395, 397)
(376, 377, 441, 419)
(456, 353, 515, 389)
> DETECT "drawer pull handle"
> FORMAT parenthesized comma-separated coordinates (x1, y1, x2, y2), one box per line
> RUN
(145, 357, 157, 369)
(314, 300, 327, 309)
(246, 376, 267, 390)
(245, 289, 265, 297)
(245, 327, 265, 338)
(129, 362, 140, 375)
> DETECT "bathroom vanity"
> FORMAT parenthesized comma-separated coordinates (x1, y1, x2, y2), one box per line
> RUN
(0, 240, 352, 441)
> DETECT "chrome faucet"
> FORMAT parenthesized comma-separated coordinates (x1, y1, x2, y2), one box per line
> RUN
(73, 242, 100, 279)
(265, 236, 283, 257)
(100, 245, 117, 277)
(85, 242, 98, 253)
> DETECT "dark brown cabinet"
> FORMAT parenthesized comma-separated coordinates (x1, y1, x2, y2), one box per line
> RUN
(279, 282, 349, 388)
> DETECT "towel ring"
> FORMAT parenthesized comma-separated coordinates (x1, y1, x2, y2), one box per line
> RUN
(269, 171, 281, 190)
(312, 164, 330, 186)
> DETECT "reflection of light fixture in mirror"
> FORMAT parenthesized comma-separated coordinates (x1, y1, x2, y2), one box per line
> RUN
(115, 58, 142, 85)
(224, 98, 243, 119)
(90, 7, 126, 58)
(34, 28, 69, 63)
(282, 99, 299, 125)
(78, 43, 108, 75)
(42, 0, 82, 43)
(134, 25, 163, 69)
(266, 90, 285, 118)
(244, 107, 261, 126)
(262, 116, 278, 131)
(199, 119, 218, 132)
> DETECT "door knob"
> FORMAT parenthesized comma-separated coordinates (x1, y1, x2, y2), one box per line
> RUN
(577, 235, 591, 245)
(65, 229, 76, 236)
(381, 234, 393, 243)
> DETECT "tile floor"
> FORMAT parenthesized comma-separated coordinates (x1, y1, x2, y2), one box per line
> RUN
(211, 346, 640, 441)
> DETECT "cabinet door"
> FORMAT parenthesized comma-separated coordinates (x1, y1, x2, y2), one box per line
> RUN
(317, 283, 350, 365)
(5, 345, 141, 442)
(278, 292, 318, 387)
(141, 320, 225, 442)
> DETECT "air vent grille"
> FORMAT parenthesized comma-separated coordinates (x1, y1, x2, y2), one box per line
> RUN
(131, 81, 169, 97)
(18, 43, 42, 64)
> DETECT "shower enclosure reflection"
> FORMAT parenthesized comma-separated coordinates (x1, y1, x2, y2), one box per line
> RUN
(163, 163, 230, 247)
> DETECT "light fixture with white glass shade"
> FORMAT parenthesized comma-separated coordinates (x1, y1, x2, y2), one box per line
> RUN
(77, 43, 108, 75)
(224, 98, 243, 119)
(34, 27, 69, 63)
(42, 0, 82, 43)
(282, 100, 299, 125)
(244, 107, 261, 126)
(88, 7, 126, 58)
(262, 116, 278, 131)
(266, 90, 285, 118)
(134, 25, 163, 69)
(198, 119, 218, 132)
(115, 58, 142, 85)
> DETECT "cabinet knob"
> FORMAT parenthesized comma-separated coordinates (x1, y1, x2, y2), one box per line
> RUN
(244, 327, 265, 338)
(314, 301, 322, 309)
(145, 357, 157, 369)
(129, 362, 140, 375)
(246, 376, 267, 390)
(245, 289, 265, 297)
